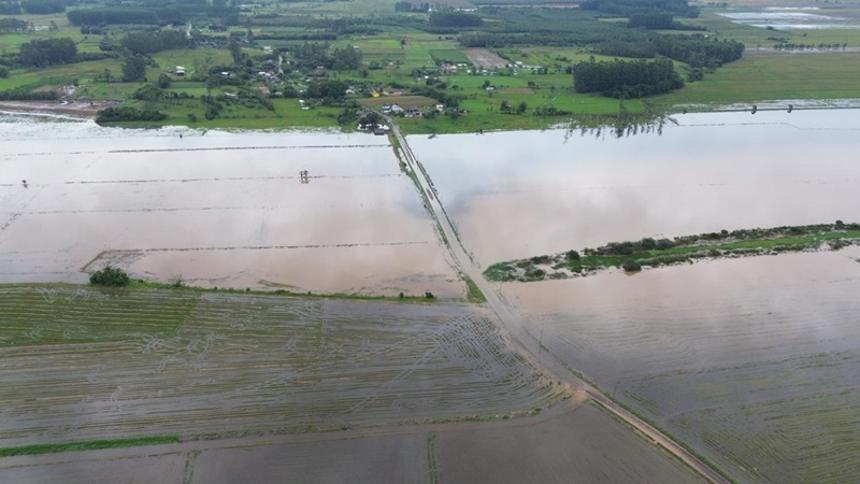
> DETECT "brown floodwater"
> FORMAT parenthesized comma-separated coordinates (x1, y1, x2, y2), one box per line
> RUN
(410, 108, 860, 482)
(501, 247, 860, 483)
(0, 114, 460, 297)
(409, 109, 860, 266)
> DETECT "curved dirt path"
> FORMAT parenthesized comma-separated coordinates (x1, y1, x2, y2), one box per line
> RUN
(387, 118, 730, 484)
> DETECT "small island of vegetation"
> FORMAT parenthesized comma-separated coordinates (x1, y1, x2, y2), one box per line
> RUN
(485, 222, 860, 282)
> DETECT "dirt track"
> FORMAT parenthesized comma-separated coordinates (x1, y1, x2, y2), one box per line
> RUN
(387, 117, 730, 484)
(464, 48, 508, 69)
(0, 101, 117, 118)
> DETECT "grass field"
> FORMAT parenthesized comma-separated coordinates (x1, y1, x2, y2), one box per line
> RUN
(429, 48, 471, 65)
(116, 97, 343, 129)
(654, 52, 860, 107)
(147, 48, 234, 80)
(0, 58, 123, 92)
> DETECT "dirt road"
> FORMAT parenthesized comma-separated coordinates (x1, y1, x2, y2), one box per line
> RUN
(386, 118, 730, 484)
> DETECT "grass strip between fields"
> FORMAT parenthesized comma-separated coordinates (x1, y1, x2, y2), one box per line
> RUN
(0, 436, 180, 458)
(463, 274, 487, 304)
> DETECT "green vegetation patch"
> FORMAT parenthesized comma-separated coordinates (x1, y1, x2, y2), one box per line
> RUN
(429, 48, 471, 65)
(0, 435, 179, 457)
(485, 222, 860, 282)
(463, 274, 487, 303)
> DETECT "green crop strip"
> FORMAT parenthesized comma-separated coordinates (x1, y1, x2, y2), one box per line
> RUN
(0, 436, 180, 457)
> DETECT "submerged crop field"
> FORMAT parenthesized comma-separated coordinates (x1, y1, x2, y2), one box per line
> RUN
(502, 248, 860, 483)
(0, 284, 561, 448)
(0, 115, 462, 298)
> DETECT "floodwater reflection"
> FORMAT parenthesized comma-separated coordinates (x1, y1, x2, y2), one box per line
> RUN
(0, 116, 460, 297)
(410, 109, 860, 265)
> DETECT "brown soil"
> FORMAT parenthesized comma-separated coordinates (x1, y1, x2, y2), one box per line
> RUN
(0, 100, 118, 118)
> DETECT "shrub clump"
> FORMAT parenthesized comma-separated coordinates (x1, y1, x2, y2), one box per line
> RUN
(622, 260, 642, 273)
(89, 266, 131, 287)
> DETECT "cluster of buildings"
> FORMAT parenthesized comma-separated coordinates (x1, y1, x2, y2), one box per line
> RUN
(381, 103, 446, 118)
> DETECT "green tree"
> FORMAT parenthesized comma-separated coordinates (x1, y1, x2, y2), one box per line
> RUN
(157, 72, 171, 89)
(122, 56, 147, 82)
(516, 101, 527, 114)
(89, 266, 131, 286)
(18, 38, 77, 67)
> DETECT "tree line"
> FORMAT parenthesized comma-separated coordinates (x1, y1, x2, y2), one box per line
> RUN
(120, 30, 189, 56)
(581, 0, 699, 18)
(628, 12, 703, 30)
(0, 0, 66, 14)
(18, 38, 77, 67)
(572, 57, 684, 98)
(67, 7, 185, 26)
(597, 35, 743, 68)
(429, 11, 484, 28)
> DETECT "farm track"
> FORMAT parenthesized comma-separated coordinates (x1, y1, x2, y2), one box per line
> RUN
(0, 286, 561, 448)
(388, 118, 731, 484)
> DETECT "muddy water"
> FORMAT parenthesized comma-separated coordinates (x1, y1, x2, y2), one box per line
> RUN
(409, 109, 860, 266)
(0, 114, 460, 297)
(411, 108, 860, 482)
(502, 247, 860, 483)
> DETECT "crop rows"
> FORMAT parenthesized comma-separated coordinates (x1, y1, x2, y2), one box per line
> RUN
(0, 285, 559, 447)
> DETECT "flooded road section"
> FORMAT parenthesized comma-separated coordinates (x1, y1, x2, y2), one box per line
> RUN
(502, 247, 860, 483)
(0, 115, 460, 297)
(409, 109, 860, 266)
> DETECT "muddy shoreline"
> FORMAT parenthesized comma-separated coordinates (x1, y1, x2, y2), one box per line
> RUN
(0, 100, 118, 119)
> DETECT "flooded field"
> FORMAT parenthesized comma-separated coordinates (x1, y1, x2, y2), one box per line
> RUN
(0, 286, 559, 447)
(718, 8, 860, 29)
(502, 247, 860, 483)
(433, 403, 701, 484)
(0, 403, 701, 484)
(409, 109, 860, 266)
(0, 114, 461, 297)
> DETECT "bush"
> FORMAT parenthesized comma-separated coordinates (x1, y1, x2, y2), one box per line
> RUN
(90, 266, 131, 286)
(132, 84, 164, 101)
(157, 73, 171, 89)
(96, 106, 167, 124)
(0, 66, 7, 78)
(622, 260, 642, 272)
